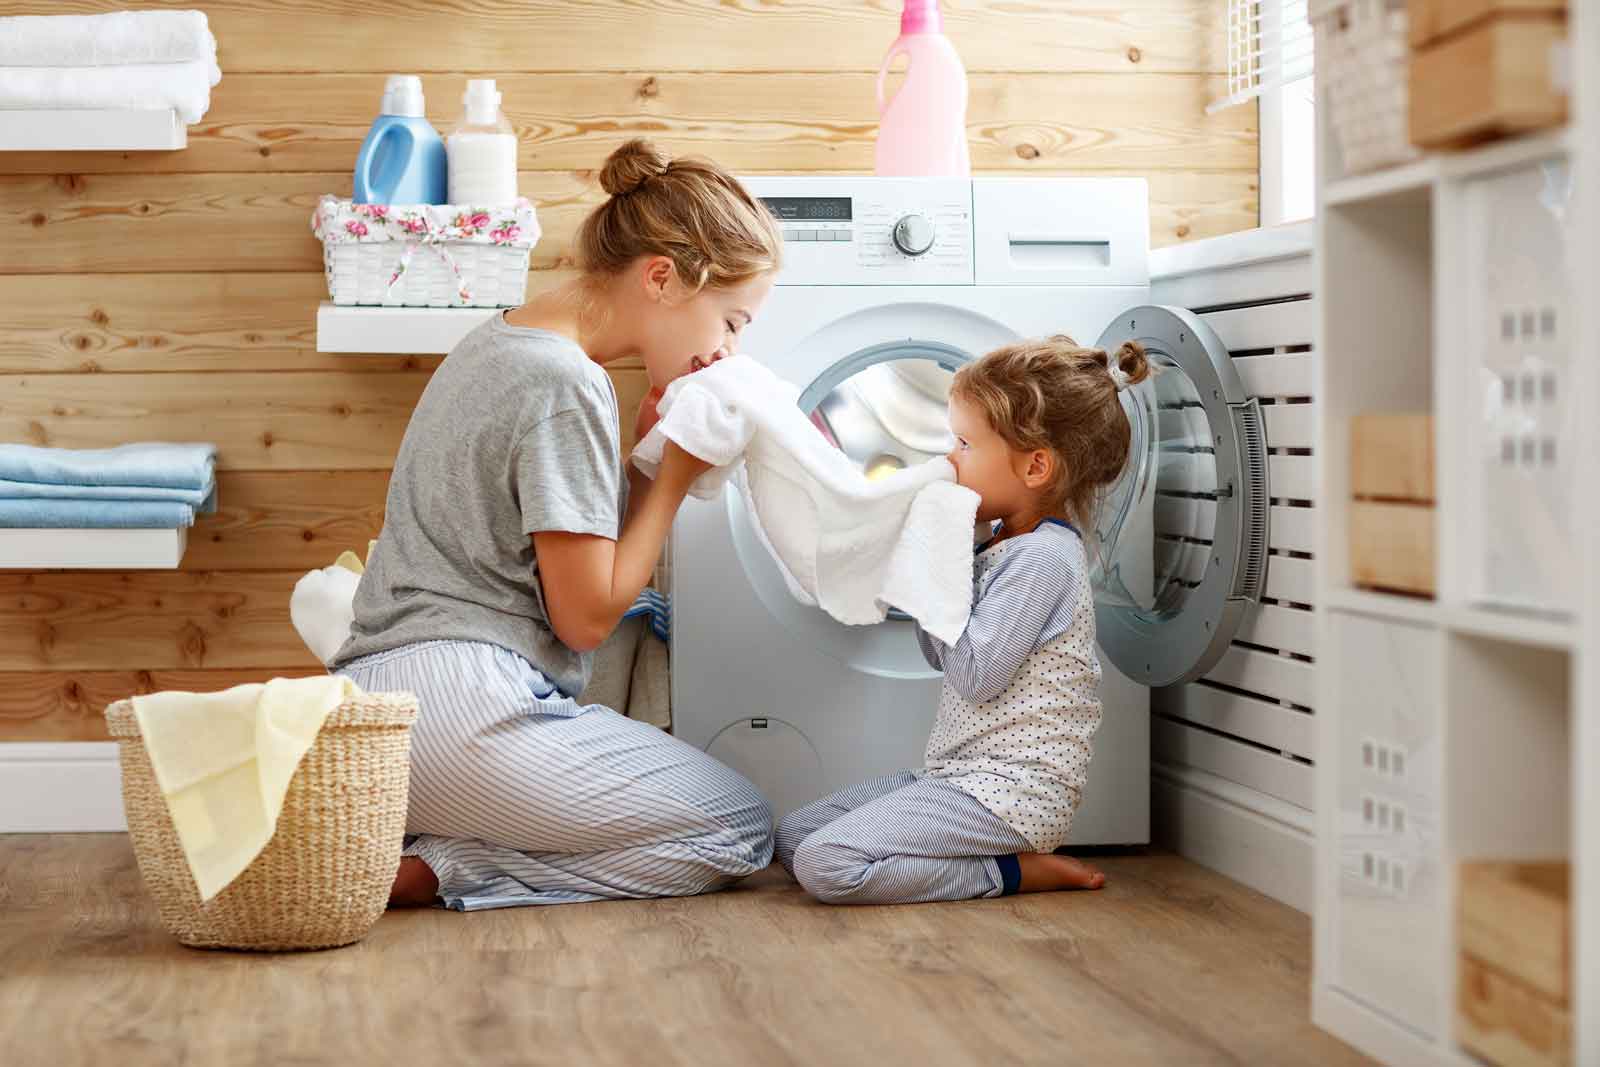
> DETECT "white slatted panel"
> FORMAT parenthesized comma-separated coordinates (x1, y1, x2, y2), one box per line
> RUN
(1265, 553, 1314, 603)
(1269, 504, 1315, 553)
(1235, 352, 1313, 398)
(1151, 264, 1318, 813)
(1268, 454, 1315, 499)
(1153, 681, 1314, 757)
(1237, 602, 1314, 656)
(1152, 717, 1313, 808)
(1153, 498, 1315, 554)
(1263, 403, 1314, 449)
(1150, 229, 1314, 310)
(1153, 453, 1315, 499)
(1200, 300, 1314, 352)
(1204, 645, 1314, 707)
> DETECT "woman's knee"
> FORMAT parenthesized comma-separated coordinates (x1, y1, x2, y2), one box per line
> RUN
(791, 836, 868, 904)
(695, 776, 775, 879)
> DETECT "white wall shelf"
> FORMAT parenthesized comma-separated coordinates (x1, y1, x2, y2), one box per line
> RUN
(0, 526, 188, 570)
(1324, 590, 1573, 650)
(1321, 130, 1570, 210)
(316, 301, 498, 354)
(1323, 158, 1440, 208)
(1324, 587, 1440, 627)
(1313, 13, 1593, 1062)
(1439, 606, 1575, 652)
(0, 109, 186, 151)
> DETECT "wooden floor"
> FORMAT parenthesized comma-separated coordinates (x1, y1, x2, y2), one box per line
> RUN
(1, 836, 1370, 1066)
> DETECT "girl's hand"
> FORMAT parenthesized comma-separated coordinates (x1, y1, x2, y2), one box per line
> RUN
(660, 438, 713, 487)
(634, 386, 665, 444)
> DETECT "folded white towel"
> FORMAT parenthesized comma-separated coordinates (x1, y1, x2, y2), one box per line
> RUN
(0, 60, 221, 125)
(0, 11, 218, 70)
(290, 564, 361, 667)
(633, 357, 980, 644)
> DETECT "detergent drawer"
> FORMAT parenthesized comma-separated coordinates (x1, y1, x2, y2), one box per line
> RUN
(973, 177, 1149, 288)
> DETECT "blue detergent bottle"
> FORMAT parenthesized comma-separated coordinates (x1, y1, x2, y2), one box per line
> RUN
(352, 75, 447, 205)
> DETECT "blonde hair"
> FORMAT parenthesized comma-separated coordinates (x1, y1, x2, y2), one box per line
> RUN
(575, 138, 782, 296)
(951, 335, 1152, 531)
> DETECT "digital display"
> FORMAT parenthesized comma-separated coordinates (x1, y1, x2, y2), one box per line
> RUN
(761, 196, 853, 222)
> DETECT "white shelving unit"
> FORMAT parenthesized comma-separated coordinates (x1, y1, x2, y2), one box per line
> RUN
(0, 109, 186, 151)
(0, 527, 188, 570)
(1311, 7, 1595, 1062)
(315, 301, 500, 354)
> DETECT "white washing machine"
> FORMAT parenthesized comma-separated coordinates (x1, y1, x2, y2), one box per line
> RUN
(671, 177, 1269, 845)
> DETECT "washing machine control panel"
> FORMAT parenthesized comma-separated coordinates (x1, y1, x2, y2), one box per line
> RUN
(747, 177, 975, 285)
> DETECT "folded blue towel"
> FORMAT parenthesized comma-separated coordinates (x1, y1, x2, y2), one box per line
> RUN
(0, 498, 197, 529)
(0, 476, 214, 508)
(623, 588, 671, 644)
(0, 442, 216, 492)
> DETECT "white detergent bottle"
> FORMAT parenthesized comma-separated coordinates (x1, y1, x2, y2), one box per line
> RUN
(447, 78, 518, 205)
(874, 0, 970, 177)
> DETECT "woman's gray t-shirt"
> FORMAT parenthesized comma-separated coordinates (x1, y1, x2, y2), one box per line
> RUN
(333, 312, 626, 697)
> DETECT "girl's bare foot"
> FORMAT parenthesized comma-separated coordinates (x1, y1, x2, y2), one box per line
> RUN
(388, 856, 439, 908)
(1016, 851, 1106, 893)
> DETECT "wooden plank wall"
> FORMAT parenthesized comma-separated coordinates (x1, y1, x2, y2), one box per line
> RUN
(0, 0, 1256, 743)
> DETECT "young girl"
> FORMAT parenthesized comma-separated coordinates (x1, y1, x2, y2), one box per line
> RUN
(776, 335, 1151, 903)
(334, 139, 784, 910)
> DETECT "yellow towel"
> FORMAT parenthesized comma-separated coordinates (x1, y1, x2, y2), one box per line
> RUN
(131, 675, 360, 901)
(330, 539, 377, 575)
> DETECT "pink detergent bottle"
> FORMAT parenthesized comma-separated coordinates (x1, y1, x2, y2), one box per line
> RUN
(874, 0, 970, 178)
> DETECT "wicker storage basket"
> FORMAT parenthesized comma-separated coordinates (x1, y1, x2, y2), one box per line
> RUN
(312, 196, 540, 308)
(106, 690, 419, 952)
(1313, 0, 1423, 175)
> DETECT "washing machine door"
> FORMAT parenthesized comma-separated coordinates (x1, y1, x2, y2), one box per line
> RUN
(1090, 305, 1270, 688)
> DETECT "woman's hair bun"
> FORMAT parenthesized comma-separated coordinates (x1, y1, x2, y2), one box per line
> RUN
(599, 138, 673, 196)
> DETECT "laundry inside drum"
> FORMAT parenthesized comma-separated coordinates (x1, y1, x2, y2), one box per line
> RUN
(808, 357, 957, 478)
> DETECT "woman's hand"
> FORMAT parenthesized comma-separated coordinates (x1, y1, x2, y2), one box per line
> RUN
(634, 386, 665, 445)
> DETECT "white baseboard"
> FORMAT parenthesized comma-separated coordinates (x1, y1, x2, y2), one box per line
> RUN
(1313, 985, 1467, 1067)
(0, 743, 125, 833)
(1151, 760, 1314, 913)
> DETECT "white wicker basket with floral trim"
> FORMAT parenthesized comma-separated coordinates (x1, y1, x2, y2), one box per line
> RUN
(311, 196, 540, 308)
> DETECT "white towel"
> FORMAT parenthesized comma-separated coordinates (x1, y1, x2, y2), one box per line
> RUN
(131, 675, 360, 901)
(290, 564, 361, 667)
(633, 357, 980, 644)
(0, 12, 218, 70)
(0, 61, 220, 125)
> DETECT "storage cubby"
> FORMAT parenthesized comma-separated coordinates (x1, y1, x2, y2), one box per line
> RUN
(1327, 612, 1445, 1040)
(1317, 187, 1434, 609)
(1444, 636, 1569, 862)
(1313, 36, 1594, 1062)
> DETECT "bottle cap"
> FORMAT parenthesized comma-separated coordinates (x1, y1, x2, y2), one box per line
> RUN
(463, 78, 502, 125)
(380, 74, 425, 118)
(901, 0, 942, 34)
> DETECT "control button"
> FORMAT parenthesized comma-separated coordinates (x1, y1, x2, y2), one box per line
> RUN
(792, 230, 817, 242)
(892, 213, 936, 256)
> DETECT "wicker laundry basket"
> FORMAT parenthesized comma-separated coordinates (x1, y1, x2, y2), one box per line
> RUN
(105, 690, 419, 952)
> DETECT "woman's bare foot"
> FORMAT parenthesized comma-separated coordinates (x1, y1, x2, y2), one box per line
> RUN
(388, 856, 439, 908)
(1016, 852, 1106, 893)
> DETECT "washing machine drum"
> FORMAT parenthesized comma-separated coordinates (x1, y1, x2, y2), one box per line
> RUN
(736, 306, 1269, 689)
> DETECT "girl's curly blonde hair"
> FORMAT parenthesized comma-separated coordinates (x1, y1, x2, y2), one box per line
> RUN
(951, 335, 1152, 531)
